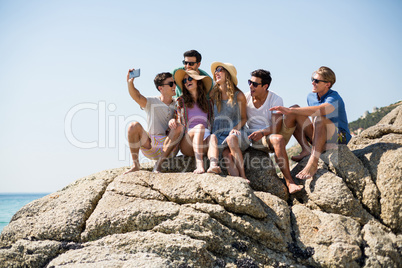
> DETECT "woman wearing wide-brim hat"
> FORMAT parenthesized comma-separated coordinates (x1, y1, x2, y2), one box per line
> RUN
(170, 69, 221, 174)
(209, 62, 250, 181)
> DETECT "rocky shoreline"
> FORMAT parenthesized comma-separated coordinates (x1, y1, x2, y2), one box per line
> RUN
(1, 105, 401, 267)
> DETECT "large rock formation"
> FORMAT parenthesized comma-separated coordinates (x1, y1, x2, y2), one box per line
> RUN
(1, 105, 402, 267)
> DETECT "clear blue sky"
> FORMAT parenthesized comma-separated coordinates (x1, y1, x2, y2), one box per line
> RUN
(1, 0, 401, 193)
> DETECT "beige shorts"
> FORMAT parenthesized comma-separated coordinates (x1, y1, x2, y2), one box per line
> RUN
(251, 118, 295, 153)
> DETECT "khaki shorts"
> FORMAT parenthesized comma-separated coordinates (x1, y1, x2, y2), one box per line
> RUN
(251, 119, 295, 153)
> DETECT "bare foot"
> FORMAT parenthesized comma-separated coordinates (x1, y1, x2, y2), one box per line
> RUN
(153, 158, 164, 173)
(296, 162, 318, 180)
(291, 150, 310, 162)
(124, 165, 140, 174)
(207, 165, 222, 174)
(287, 183, 303, 194)
(242, 177, 250, 184)
(193, 167, 205, 174)
(225, 157, 239, 177)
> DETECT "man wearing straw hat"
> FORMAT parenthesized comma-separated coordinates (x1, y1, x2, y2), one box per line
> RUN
(172, 49, 213, 98)
(124, 70, 183, 174)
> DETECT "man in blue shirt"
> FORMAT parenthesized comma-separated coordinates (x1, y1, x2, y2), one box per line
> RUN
(270, 66, 351, 180)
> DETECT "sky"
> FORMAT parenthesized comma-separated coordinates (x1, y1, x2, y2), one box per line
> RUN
(0, 0, 401, 193)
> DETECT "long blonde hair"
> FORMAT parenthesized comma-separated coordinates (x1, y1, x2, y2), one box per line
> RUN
(211, 68, 240, 112)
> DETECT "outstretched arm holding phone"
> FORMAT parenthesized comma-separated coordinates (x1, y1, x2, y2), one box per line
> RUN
(127, 69, 147, 109)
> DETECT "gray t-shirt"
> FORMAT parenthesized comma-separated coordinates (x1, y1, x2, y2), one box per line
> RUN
(143, 96, 176, 135)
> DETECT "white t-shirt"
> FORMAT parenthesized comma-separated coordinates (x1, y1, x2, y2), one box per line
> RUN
(143, 96, 176, 135)
(245, 90, 283, 132)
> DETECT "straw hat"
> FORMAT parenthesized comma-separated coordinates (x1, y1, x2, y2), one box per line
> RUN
(174, 69, 212, 92)
(210, 62, 238, 86)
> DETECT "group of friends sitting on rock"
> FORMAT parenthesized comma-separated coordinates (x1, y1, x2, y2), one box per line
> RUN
(124, 49, 351, 194)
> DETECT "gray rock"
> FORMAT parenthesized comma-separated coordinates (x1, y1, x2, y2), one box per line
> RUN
(49, 232, 214, 268)
(154, 147, 290, 201)
(362, 220, 402, 267)
(349, 103, 402, 234)
(292, 164, 372, 225)
(321, 145, 381, 217)
(0, 168, 126, 247)
(291, 205, 363, 267)
(0, 239, 68, 268)
(374, 148, 402, 234)
(1, 104, 402, 267)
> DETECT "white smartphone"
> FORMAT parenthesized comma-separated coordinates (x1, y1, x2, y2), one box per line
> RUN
(129, 69, 141, 78)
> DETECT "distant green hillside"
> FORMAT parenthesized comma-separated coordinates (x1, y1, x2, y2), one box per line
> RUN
(348, 100, 402, 134)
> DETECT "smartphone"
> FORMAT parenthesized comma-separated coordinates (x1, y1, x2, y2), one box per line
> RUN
(129, 69, 141, 78)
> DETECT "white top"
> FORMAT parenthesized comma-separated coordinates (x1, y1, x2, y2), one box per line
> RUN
(143, 96, 176, 135)
(245, 90, 283, 132)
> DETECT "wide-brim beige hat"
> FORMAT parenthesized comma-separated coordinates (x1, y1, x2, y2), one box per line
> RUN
(174, 69, 212, 93)
(210, 62, 238, 86)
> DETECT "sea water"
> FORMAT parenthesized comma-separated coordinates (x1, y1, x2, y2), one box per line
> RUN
(0, 193, 49, 233)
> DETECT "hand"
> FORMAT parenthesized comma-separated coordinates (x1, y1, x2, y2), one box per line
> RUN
(168, 119, 177, 130)
(269, 106, 289, 115)
(229, 129, 240, 136)
(248, 130, 264, 142)
(127, 69, 135, 83)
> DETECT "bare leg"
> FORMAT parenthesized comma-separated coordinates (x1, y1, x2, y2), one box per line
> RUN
(226, 135, 249, 182)
(153, 124, 184, 173)
(292, 112, 314, 162)
(207, 134, 222, 174)
(296, 116, 335, 179)
(269, 134, 303, 194)
(223, 149, 238, 176)
(124, 122, 151, 174)
(180, 124, 207, 174)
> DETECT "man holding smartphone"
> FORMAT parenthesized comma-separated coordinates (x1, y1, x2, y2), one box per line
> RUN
(172, 49, 213, 98)
(124, 70, 183, 173)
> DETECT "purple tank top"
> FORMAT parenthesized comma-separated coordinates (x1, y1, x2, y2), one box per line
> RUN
(187, 103, 208, 129)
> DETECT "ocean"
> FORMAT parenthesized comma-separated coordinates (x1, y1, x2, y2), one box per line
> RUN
(0, 193, 49, 233)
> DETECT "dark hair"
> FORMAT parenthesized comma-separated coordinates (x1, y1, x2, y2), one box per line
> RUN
(154, 72, 173, 90)
(182, 79, 208, 113)
(251, 69, 272, 89)
(183, 50, 202, 63)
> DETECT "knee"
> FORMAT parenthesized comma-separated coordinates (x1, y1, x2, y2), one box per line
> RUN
(127, 122, 142, 135)
(171, 124, 184, 137)
(313, 116, 326, 128)
(193, 124, 206, 133)
(269, 134, 285, 147)
(226, 135, 238, 147)
(209, 134, 218, 144)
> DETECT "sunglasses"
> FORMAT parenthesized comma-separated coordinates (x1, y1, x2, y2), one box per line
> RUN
(215, 66, 224, 73)
(182, 60, 198, 66)
(182, 76, 194, 84)
(248, 79, 263, 87)
(161, 81, 176, 87)
(311, 78, 328, 84)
